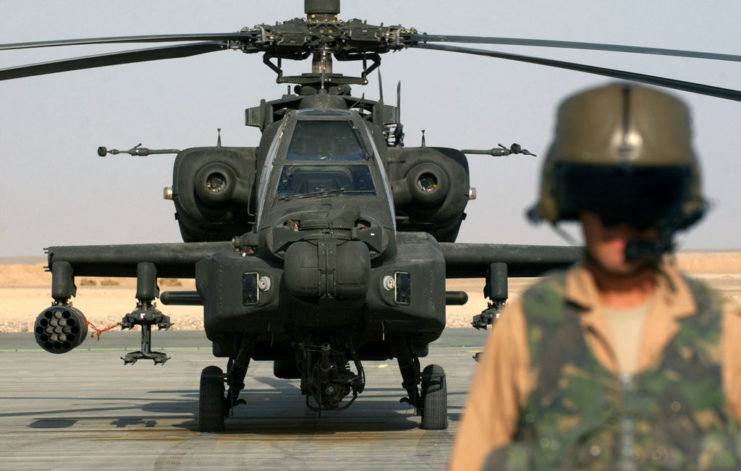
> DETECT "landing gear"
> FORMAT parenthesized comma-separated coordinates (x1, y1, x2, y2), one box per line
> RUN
(198, 366, 226, 432)
(298, 340, 365, 412)
(198, 337, 253, 432)
(392, 334, 448, 430)
(420, 364, 447, 430)
(195, 333, 447, 430)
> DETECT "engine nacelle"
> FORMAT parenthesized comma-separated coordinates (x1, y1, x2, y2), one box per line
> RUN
(34, 305, 88, 354)
(172, 147, 257, 242)
(387, 147, 470, 242)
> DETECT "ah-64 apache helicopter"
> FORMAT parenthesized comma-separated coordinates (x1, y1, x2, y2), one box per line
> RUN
(2, 0, 740, 432)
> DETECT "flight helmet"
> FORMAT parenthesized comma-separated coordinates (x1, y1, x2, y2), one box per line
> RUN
(529, 83, 706, 243)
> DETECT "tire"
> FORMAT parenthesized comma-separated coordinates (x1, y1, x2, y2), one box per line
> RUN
(420, 364, 447, 430)
(199, 365, 225, 432)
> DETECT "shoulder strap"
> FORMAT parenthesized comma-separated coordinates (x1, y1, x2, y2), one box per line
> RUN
(520, 271, 589, 399)
(679, 273, 715, 317)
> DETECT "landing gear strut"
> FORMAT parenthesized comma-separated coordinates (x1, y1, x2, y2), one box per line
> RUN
(392, 334, 448, 429)
(198, 337, 253, 432)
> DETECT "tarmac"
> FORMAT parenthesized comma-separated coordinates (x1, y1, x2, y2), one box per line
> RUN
(0, 328, 487, 471)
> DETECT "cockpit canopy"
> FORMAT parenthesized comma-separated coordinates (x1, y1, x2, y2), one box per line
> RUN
(277, 117, 377, 200)
(256, 109, 395, 251)
(286, 120, 368, 161)
(276, 164, 376, 200)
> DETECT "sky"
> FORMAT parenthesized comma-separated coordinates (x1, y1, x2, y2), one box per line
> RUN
(1, 0, 741, 256)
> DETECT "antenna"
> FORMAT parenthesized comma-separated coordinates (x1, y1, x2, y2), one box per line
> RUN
(378, 69, 384, 103)
(217, 128, 222, 148)
(396, 81, 401, 121)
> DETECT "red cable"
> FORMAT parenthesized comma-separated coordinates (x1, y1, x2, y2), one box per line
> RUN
(84, 319, 121, 340)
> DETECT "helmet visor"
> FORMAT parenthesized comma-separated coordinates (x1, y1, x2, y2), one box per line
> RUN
(554, 164, 692, 230)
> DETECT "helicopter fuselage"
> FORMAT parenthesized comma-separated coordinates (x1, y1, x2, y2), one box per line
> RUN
(197, 104, 447, 365)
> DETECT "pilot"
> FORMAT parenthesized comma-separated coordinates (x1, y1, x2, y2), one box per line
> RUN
(449, 83, 741, 470)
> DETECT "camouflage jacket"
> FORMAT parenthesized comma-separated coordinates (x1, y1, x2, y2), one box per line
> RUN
(485, 272, 739, 471)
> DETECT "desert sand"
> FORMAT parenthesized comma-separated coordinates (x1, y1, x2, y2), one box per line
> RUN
(2, 252, 741, 333)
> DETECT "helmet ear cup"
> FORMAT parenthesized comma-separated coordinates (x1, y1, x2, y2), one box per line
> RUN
(678, 196, 707, 230)
(679, 165, 707, 229)
(528, 146, 560, 224)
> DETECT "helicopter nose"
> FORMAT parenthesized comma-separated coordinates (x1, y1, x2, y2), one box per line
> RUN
(283, 240, 370, 300)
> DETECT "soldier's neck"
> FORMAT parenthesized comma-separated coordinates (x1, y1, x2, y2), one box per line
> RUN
(585, 261, 658, 308)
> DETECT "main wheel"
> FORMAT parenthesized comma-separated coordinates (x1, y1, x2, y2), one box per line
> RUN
(420, 364, 447, 430)
(199, 365, 225, 432)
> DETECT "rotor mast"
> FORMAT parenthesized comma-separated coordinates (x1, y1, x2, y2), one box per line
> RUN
(312, 49, 332, 76)
(306, 0, 340, 78)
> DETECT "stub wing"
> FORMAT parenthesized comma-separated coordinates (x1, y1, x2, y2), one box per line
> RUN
(45, 242, 234, 278)
(440, 242, 582, 278)
(440, 242, 582, 329)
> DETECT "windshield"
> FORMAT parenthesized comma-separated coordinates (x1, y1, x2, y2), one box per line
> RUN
(276, 165, 376, 199)
(286, 120, 367, 161)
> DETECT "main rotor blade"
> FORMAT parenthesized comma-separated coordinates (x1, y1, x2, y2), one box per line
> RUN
(412, 34, 741, 63)
(412, 43, 741, 102)
(0, 42, 226, 81)
(0, 33, 253, 51)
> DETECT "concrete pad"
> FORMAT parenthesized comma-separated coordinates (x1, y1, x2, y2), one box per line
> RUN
(0, 330, 485, 471)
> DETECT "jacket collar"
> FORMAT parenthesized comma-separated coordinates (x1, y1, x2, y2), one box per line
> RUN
(564, 260, 697, 320)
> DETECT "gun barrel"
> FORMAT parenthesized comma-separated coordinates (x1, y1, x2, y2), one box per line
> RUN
(445, 291, 468, 305)
(160, 290, 203, 305)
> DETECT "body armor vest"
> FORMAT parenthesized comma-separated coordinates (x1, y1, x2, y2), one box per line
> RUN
(485, 272, 739, 470)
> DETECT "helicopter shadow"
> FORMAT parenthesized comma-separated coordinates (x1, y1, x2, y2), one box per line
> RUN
(166, 374, 424, 434)
(19, 385, 451, 436)
(15, 373, 436, 434)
